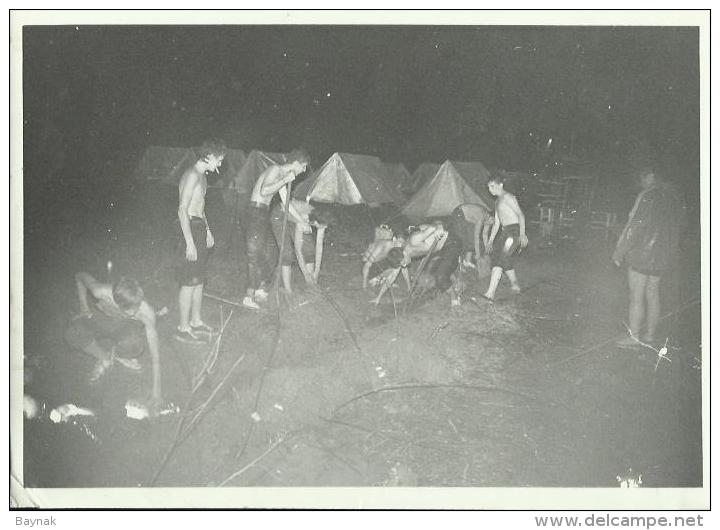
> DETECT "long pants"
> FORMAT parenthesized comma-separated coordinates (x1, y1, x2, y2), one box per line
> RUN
(244, 205, 276, 290)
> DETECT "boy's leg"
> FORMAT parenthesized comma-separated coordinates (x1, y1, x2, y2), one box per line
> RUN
(505, 269, 521, 292)
(176, 285, 205, 342)
(75, 338, 113, 363)
(65, 317, 115, 381)
(178, 285, 194, 331)
(628, 269, 648, 338)
(644, 275, 661, 342)
(617, 269, 648, 348)
(281, 265, 293, 293)
(243, 230, 262, 308)
(362, 261, 372, 289)
(190, 283, 204, 326)
(483, 266, 503, 300)
(113, 321, 145, 371)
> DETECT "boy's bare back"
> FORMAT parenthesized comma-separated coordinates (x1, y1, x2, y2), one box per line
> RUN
(250, 165, 284, 204)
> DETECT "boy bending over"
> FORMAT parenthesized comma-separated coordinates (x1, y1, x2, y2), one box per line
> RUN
(65, 274, 163, 415)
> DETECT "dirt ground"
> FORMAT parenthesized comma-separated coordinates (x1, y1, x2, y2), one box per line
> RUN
(21, 179, 703, 490)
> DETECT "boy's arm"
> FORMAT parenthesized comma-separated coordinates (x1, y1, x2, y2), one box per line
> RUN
(613, 192, 648, 264)
(614, 192, 645, 248)
(372, 268, 401, 304)
(313, 226, 326, 280)
(487, 210, 500, 250)
(473, 221, 483, 260)
(137, 302, 162, 413)
(75, 272, 105, 313)
(202, 214, 214, 248)
(508, 195, 528, 246)
(401, 267, 412, 291)
(420, 226, 438, 243)
(481, 220, 492, 250)
(261, 167, 294, 198)
(292, 224, 314, 283)
(178, 172, 199, 261)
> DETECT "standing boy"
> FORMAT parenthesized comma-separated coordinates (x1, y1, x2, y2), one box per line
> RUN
(483, 175, 528, 300)
(176, 139, 227, 343)
(612, 167, 684, 347)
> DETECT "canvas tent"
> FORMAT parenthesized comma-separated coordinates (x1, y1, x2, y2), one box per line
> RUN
(402, 160, 494, 222)
(229, 149, 288, 195)
(406, 162, 441, 195)
(450, 161, 493, 198)
(293, 152, 404, 206)
(383, 162, 411, 197)
(134, 145, 245, 189)
(135, 146, 193, 181)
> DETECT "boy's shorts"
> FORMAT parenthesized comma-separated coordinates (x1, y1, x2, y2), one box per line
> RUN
(270, 209, 315, 266)
(492, 224, 521, 271)
(368, 258, 406, 279)
(65, 311, 145, 359)
(176, 217, 210, 286)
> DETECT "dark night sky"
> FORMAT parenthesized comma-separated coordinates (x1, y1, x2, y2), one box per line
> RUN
(22, 24, 699, 179)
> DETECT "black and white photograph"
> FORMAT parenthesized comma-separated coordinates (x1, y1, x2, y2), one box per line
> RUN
(10, 10, 709, 509)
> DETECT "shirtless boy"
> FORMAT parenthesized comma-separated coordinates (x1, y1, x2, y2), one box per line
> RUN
(176, 139, 227, 343)
(361, 227, 407, 290)
(65, 273, 163, 415)
(270, 198, 334, 294)
(402, 221, 449, 264)
(368, 221, 448, 305)
(243, 149, 310, 309)
(483, 175, 528, 300)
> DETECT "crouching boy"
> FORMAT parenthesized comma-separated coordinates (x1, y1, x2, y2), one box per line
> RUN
(65, 273, 163, 415)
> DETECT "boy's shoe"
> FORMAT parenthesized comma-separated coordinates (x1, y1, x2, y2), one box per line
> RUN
(190, 321, 215, 334)
(242, 296, 261, 310)
(115, 357, 143, 372)
(254, 288, 269, 302)
(89, 358, 113, 383)
(175, 328, 205, 344)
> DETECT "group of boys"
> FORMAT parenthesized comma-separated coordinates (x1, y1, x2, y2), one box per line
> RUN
(362, 175, 529, 306)
(65, 140, 328, 415)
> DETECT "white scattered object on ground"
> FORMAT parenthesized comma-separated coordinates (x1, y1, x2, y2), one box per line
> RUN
(49, 403, 95, 423)
(24, 395, 40, 419)
(273, 404, 284, 411)
(616, 467, 643, 488)
(251, 411, 261, 422)
(156, 306, 169, 317)
(125, 401, 149, 420)
(125, 400, 179, 420)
